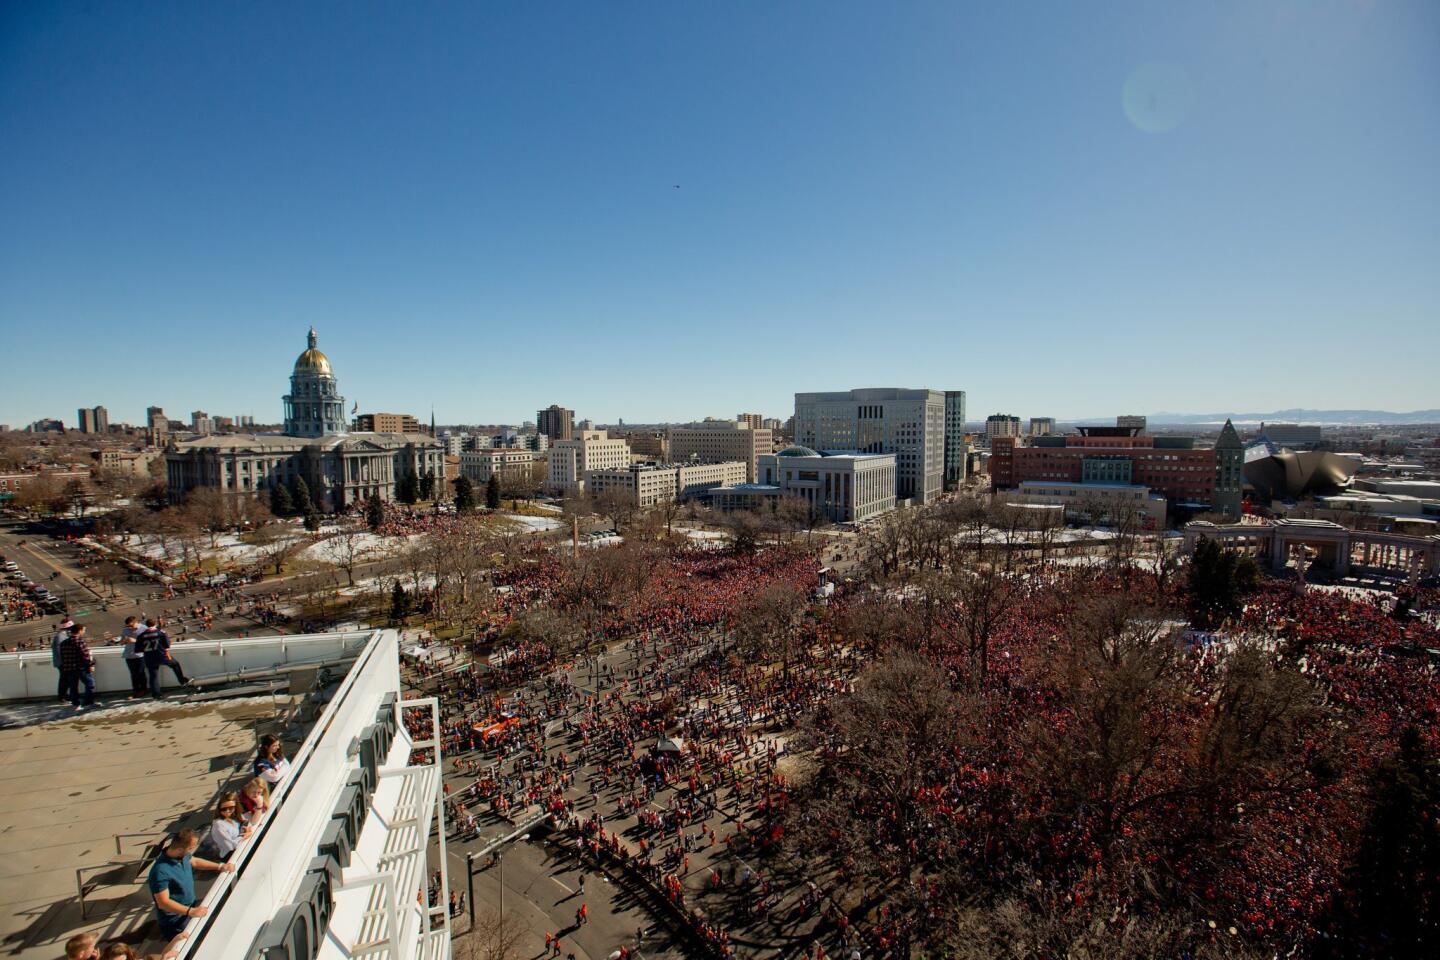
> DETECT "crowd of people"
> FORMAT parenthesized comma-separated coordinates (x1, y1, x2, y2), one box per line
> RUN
(393, 535, 1439, 959)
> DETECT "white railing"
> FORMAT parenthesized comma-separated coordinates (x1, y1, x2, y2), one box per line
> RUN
(0, 631, 372, 701)
(184, 629, 403, 960)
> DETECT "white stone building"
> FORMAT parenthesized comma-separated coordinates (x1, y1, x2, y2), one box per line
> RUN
(547, 429, 630, 494)
(166, 329, 445, 511)
(793, 388, 944, 503)
(751, 446, 898, 523)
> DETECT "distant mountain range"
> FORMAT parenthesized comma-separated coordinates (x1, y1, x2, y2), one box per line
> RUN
(1144, 409, 1440, 427)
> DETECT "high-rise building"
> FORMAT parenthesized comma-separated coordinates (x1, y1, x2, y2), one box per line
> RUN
(944, 390, 967, 489)
(666, 421, 774, 483)
(736, 413, 764, 430)
(1116, 414, 1147, 434)
(354, 413, 421, 433)
(793, 388, 946, 503)
(537, 405, 575, 442)
(146, 406, 169, 435)
(985, 414, 1021, 439)
(1029, 417, 1056, 437)
(77, 407, 99, 434)
(191, 410, 213, 435)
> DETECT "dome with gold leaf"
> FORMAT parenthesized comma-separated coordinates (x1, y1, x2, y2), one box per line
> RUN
(293, 327, 334, 377)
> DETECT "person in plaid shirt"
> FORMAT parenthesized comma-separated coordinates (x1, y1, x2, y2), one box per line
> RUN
(59, 623, 96, 709)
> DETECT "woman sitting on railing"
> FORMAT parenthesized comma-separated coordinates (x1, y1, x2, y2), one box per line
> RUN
(254, 734, 292, 786)
(208, 792, 253, 860)
(238, 777, 271, 823)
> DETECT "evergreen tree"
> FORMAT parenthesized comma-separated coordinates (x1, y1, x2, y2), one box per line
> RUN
(390, 580, 412, 621)
(419, 471, 435, 501)
(485, 474, 501, 510)
(1342, 725, 1440, 953)
(397, 470, 419, 505)
(1187, 537, 1259, 629)
(303, 508, 321, 532)
(454, 475, 476, 514)
(291, 475, 316, 515)
(365, 496, 384, 531)
(269, 482, 294, 517)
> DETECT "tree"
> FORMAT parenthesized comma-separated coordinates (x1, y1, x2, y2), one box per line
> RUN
(365, 495, 385, 531)
(397, 470, 419, 505)
(453, 906, 525, 960)
(419, 470, 435, 501)
(63, 478, 89, 518)
(270, 482, 294, 517)
(390, 580, 412, 621)
(454, 475, 476, 514)
(327, 524, 369, 586)
(484, 474, 501, 511)
(290, 475, 314, 513)
(1187, 537, 1260, 629)
(1341, 725, 1440, 954)
(594, 486, 639, 534)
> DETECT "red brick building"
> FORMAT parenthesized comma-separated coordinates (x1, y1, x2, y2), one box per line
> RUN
(989, 427, 1219, 506)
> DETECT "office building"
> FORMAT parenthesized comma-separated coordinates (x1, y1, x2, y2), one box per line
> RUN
(458, 447, 538, 484)
(666, 420, 774, 483)
(985, 414, 1021, 439)
(191, 410, 213, 435)
(988, 422, 1245, 517)
(584, 460, 748, 507)
(737, 413, 764, 430)
(1116, 414, 1147, 434)
(944, 391, 968, 489)
(1029, 417, 1055, 437)
(1007, 480, 1167, 528)
(77, 407, 104, 434)
(354, 412, 421, 434)
(537, 405, 575, 442)
(547, 429, 630, 494)
(1253, 422, 1324, 449)
(793, 388, 945, 503)
(146, 406, 169, 435)
(167, 329, 445, 510)
(734, 446, 897, 523)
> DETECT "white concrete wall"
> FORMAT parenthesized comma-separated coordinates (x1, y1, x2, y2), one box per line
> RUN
(0, 632, 373, 701)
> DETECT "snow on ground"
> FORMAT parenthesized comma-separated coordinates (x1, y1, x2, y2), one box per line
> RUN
(504, 514, 564, 532)
(299, 532, 420, 565)
(678, 527, 728, 541)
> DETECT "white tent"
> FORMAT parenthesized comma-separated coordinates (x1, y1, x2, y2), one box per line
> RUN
(655, 735, 685, 753)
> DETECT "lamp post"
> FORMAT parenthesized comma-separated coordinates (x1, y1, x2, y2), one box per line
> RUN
(467, 832, 529, 928)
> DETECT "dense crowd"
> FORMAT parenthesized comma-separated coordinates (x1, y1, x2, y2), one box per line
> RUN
(398, 540, 1438, 959)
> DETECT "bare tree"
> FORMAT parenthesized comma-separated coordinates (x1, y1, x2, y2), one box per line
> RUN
(452, 907, 525, 960)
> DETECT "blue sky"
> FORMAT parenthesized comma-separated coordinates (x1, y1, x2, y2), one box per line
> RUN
(1, 1, 1436, 428)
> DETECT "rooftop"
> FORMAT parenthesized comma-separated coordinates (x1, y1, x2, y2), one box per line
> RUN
(0, 696, 309, 960)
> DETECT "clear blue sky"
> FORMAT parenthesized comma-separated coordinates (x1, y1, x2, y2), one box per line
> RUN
(2, 1, 1436, 428)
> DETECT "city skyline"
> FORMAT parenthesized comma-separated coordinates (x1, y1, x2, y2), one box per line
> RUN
(3, 2, 1437, 424)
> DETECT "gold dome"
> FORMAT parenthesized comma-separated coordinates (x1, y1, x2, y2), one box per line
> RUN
(293, 327, 334, 376)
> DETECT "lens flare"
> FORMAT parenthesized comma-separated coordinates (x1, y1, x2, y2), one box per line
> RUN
(1122, 61, 1194, 133)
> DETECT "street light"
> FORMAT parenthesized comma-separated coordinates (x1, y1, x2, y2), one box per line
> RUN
(467, 832, 529, 927)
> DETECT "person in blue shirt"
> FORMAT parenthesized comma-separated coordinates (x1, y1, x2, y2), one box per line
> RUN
(148, 828, 234, 939)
